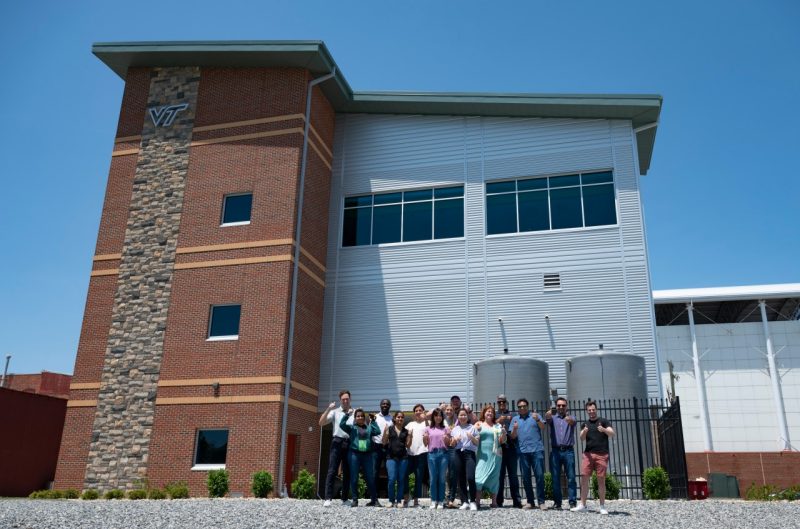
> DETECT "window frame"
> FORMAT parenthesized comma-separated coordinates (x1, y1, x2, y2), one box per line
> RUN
(341, 185, 465, 248)
(206, 304, 241, 341)
(485, 170, 618, 237)
(220, 192, 253, 227)
(191, 428, 229, 471)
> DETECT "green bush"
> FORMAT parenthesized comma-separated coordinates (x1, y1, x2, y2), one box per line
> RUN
(29, 490, 64, 499)
(776, 485, 800, 501)
(251, 470, 274, 498)
(357, 475, 366, 499)
(291, 469, 316, 499)
(81, 489, 100, 500)
(408, 472, 416, 497)
(544, 472, 554, 500)
(164, 481, 190, 499)
(590, 472, 621, 500)
(148, 488, 167, 500)
(63, 489, 80, 499)
(104, 489, 125, 500)
(642, 467, 670, 500)
(127, 489, 148, 500)
(207, 469, 229, 498)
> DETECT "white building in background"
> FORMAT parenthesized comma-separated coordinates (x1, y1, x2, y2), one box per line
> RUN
(654, 284, 800, 452)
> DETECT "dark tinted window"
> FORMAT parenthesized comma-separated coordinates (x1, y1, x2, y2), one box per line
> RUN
(404, 189, 433, 202)
(403, 201, 432, 241)
(549, 174, 580, 188)
(582, 171, 613, 185)
(550, 187, 583, 229)
(372, 204, 402, 244)
(486, 193, 517, 235)
(195, 429, 228, 465)
(373, 192, 402, 205)
(222, 194, 252, 224)
(583, 184, 617, 226)
(486, 181, 516, 194)
(434, 198, 464, 239)
(209, 305, 241, 338)
(518, 190, 549, 232)
(342, 207, 372, 247)
(434, 186, 464, 199)
(517, 177, 547, 191)
(345, 195, 372, 208)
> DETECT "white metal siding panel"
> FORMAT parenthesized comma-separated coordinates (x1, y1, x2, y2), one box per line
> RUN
(320, 114, 657, 410)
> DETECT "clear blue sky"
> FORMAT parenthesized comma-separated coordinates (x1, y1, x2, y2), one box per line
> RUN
(1, 1, 797, 375)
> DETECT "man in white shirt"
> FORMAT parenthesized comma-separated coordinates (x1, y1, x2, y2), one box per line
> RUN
(319, 389, 354, 506)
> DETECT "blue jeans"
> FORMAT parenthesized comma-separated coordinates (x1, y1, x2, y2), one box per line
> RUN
(427, 449, 448, 503)
(386, 457, 408, 504)
(518, 451, 545, 506)
(550, 447, 577, 506)
(348, 450, 377, 503)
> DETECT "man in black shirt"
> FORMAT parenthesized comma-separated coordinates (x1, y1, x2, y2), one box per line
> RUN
(571, 400, 615, 515)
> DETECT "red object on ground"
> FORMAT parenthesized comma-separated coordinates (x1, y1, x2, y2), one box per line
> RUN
(688, 480, 709, 500)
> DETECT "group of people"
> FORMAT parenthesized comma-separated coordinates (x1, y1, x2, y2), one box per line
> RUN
(319, 390, 615, 514)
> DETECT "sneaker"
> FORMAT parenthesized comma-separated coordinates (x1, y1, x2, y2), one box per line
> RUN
(413, 499, 419, 508)
(350, 500, 358, 508)
(599, 506, 609, 515)
(342, 499, 352, 507)
(523, 503, 535, 510)
(436, 503, 445, 510)
(569, 501, 577, 509)
(552, 503, 562, 510)
(469, 502, 478, 511)
(459, 502, 470, 510)
(397, 502, 404, 509)
(513, 502, 523, 509)
(570, 503, 587, 512)
(430, 502, 437, 510)
(539, 504, 549, 511)
(365, 500, 379, 507)
(323, 500, 332, 507)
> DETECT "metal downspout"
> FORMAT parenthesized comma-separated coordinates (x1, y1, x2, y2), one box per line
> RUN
(277, 67, 336, 496)
(758, 300, 791, 450)
(687, 302, 713, 451)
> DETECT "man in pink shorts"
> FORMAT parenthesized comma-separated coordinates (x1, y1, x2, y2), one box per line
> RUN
(571, 400, 615, 515)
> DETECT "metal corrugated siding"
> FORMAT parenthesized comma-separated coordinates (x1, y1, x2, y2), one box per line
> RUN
(320, 114, 657, 409)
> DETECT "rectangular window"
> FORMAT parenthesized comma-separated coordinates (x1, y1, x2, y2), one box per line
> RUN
(485, 171, 616, 235)
(208, 304, 241, 340)
(221, 193, 253, 226)
(193, 429, 229, 469)
(342, 186, 464, 246)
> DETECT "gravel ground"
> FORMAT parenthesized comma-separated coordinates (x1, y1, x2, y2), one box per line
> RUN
(2, 497, 799, 529)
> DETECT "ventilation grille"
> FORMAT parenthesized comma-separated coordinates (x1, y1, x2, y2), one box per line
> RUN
(543, 273, 561, 291)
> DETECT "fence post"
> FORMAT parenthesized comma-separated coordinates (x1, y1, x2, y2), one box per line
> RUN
(633, 396, 645, 484)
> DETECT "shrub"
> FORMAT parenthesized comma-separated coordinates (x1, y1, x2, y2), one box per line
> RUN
(81, 489, 100, 500)
(745, 483, 777, 501)
(164, 481, 190, 499)
(408, 472, 416, 497)
(207, 469, 229, 498)
(643, 467, 670, 500)
(544, 472, 554, 500)
(63, 489, 80, 499)
(104, 489, 125, 500)
(127, 489, 148, 500)
(251, 470, 274, 498)
(357, 475, 366, 499)
(776, 485, 800, 501)
(590, 472, 621, 500)
(291, 469, 316, 499)
(148, 488, 167, 500)
(29, 490, 64, 499)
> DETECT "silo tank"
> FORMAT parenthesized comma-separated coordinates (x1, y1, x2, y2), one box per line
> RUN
(566, 349, 647, 402)
(473, 356, 550, 411)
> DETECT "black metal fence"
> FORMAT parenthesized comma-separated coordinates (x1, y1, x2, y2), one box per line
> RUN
(475, 397, 688, 500)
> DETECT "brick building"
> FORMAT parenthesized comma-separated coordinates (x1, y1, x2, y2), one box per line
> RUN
(55, 40, 665, 496)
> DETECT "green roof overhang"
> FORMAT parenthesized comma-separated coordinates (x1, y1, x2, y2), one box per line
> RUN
(93, 41, 662, 174)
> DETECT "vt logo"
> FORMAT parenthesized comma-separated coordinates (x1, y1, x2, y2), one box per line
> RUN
(149, 103, 189, 127)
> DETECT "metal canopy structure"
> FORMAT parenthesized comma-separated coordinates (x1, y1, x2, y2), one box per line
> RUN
(92, 40, 662, 174)
(653, 284, 800, 326)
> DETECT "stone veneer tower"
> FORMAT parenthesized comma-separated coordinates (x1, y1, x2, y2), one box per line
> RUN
(55, 43, 337, 495)
(84, 67, 199, 490)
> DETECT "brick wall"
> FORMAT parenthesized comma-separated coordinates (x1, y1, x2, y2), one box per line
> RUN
(56, 63, 335, 495)
(686, 451, 800, 497)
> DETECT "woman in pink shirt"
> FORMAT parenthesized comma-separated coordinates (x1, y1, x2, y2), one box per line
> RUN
(423, 408, 450, 509)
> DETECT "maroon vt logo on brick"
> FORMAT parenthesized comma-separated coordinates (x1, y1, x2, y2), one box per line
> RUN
(149, 103, 189, 127)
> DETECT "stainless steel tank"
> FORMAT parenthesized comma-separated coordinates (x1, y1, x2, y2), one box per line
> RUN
(473, 355, 550, 411)
(565, 347, 648, 402)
